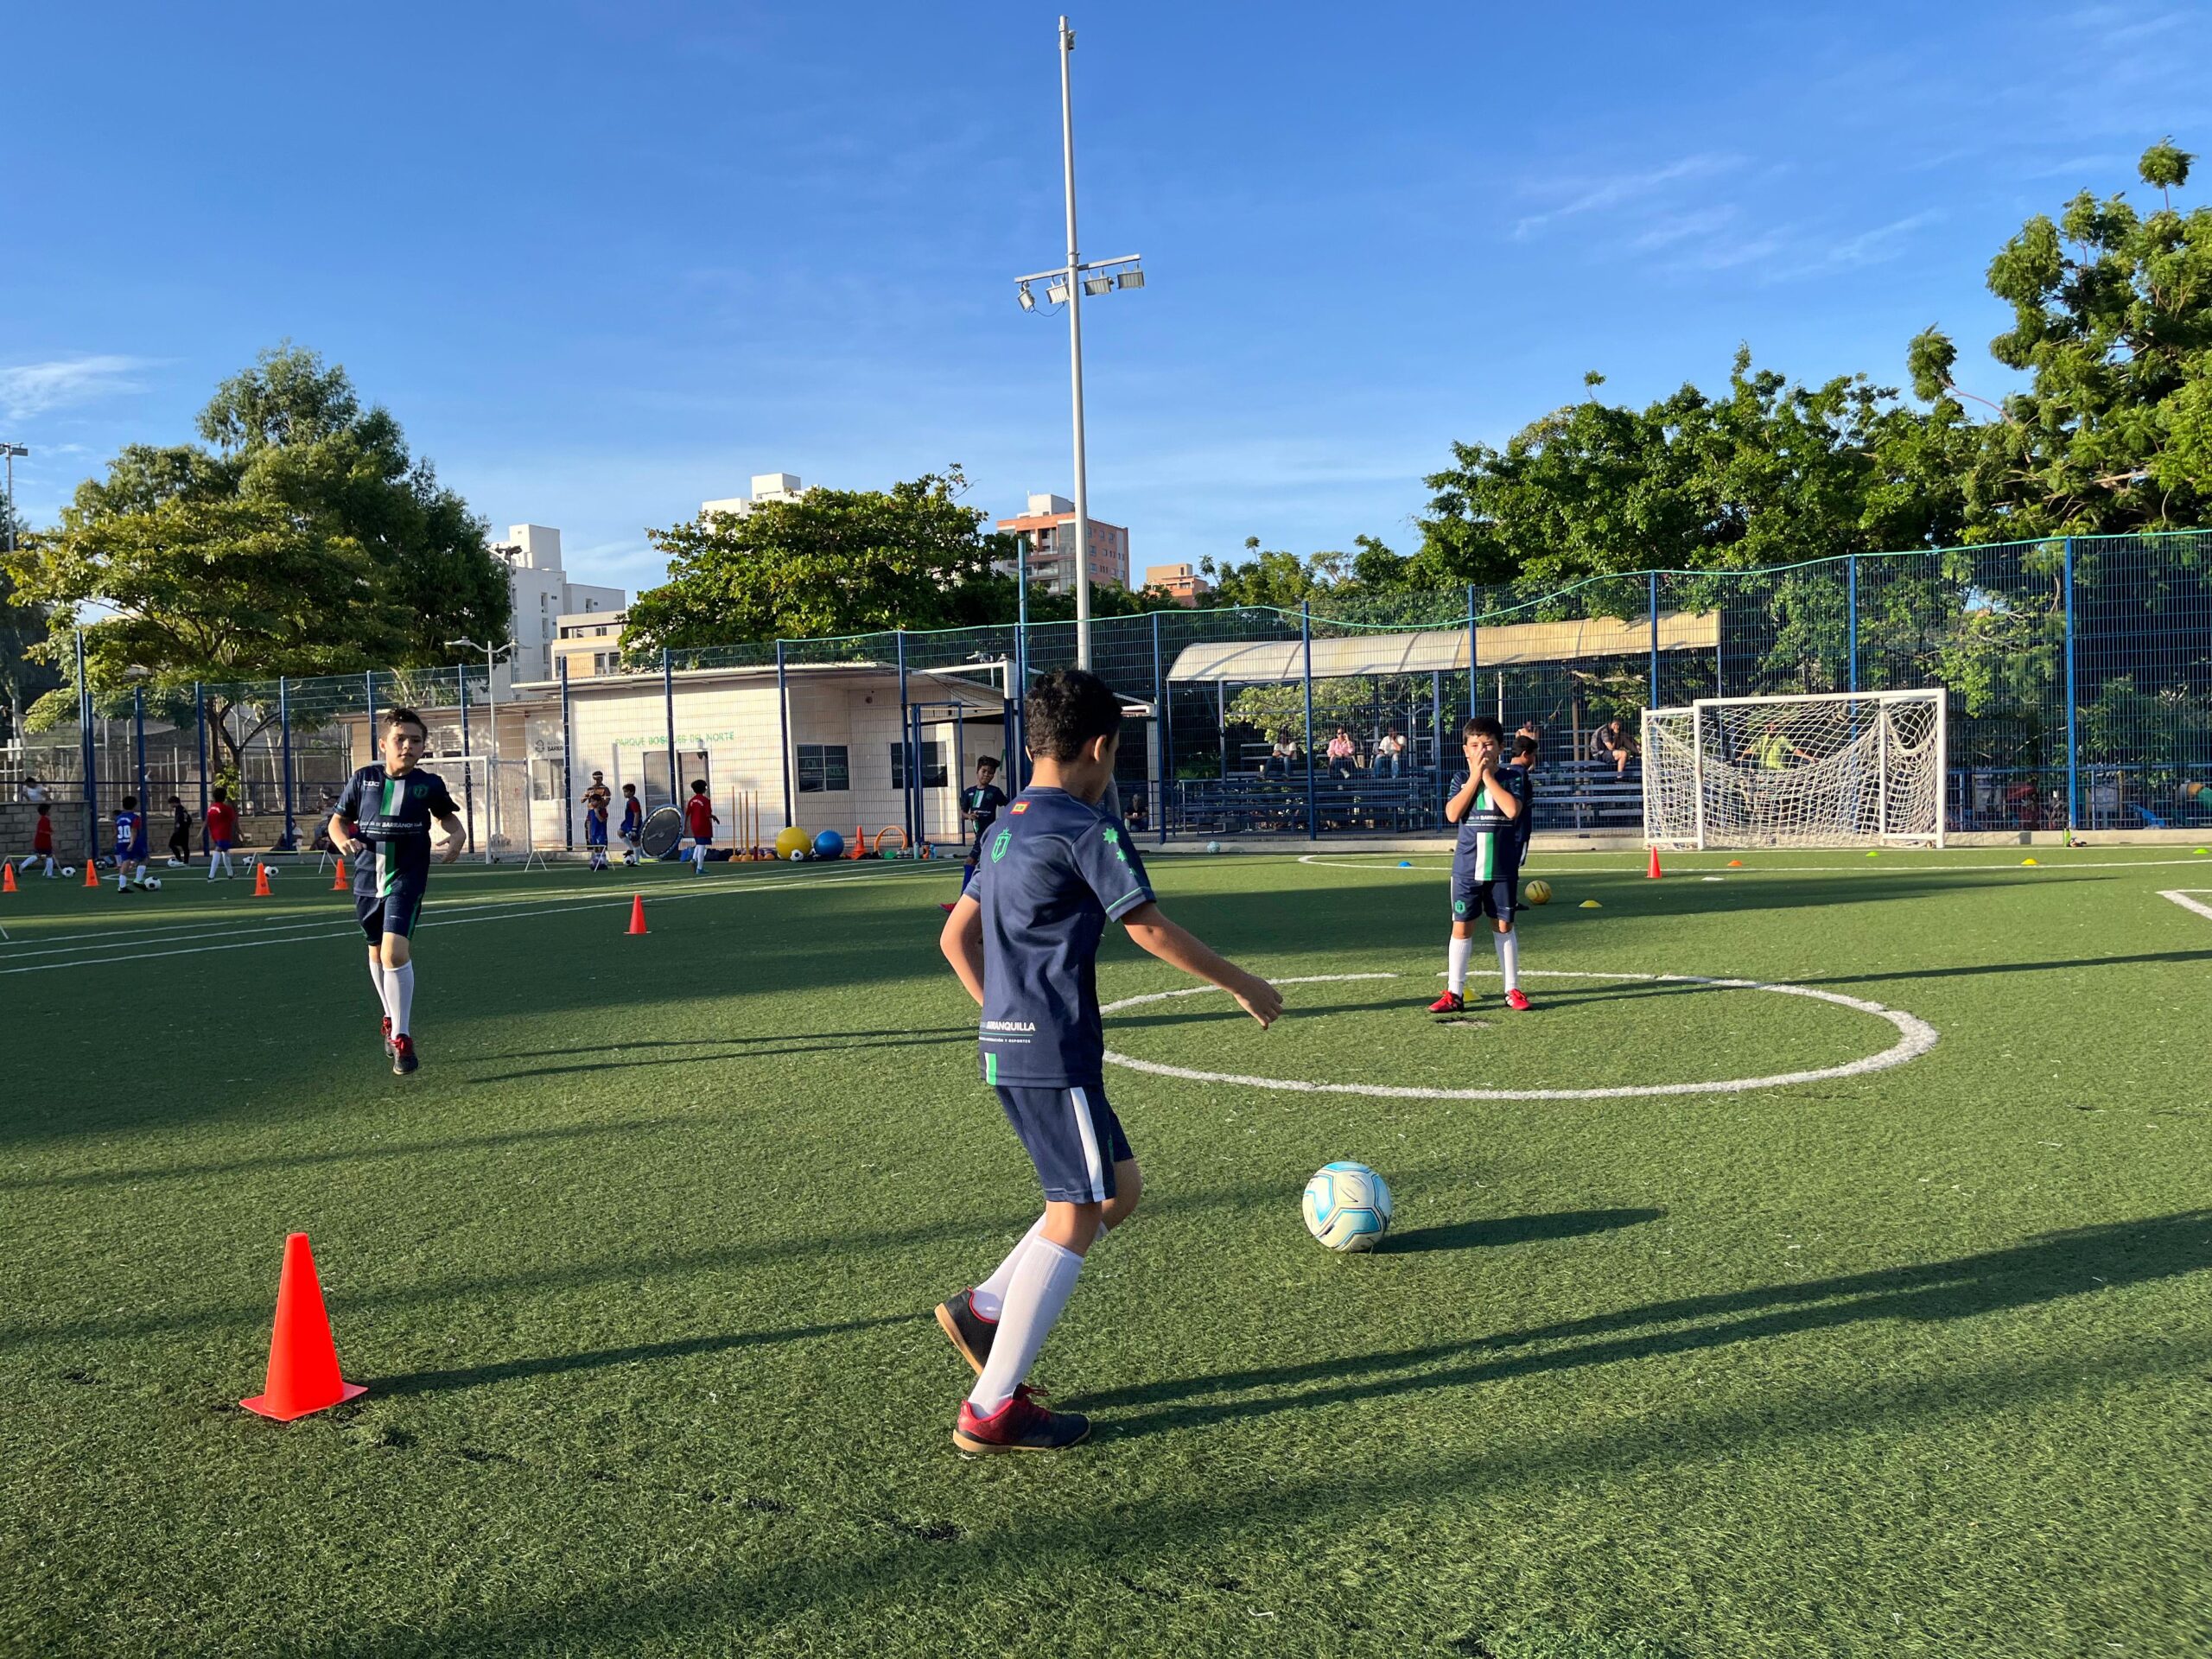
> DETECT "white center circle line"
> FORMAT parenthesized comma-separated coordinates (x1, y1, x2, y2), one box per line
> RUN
(1100, 970, 1938, 1101)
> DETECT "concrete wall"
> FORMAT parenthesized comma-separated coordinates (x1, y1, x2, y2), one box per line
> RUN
(1, 801, 91, 864)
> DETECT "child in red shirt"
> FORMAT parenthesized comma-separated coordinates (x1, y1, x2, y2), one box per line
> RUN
(204, 785, 239, 880)
(19, 804, 55, 878)
(683, 779, 717, 875)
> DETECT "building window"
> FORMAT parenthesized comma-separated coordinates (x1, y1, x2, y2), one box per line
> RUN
(890, 741, 947, 789)
(798, 745, 850, 793)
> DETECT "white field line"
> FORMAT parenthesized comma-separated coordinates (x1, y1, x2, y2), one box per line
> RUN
(2157, 890, 2212, 924)
(0, 863, 937, 976)
(1099, 969, 1938, 1102)
(1295, 854, 2212, 876)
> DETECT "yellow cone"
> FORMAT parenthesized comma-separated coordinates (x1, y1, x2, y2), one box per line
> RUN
(1579, 899, 1602, 909)
(2021, 857, 2038, 866)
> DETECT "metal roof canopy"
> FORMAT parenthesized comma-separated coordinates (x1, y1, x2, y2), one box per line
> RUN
(1166, 612, 1719, 683)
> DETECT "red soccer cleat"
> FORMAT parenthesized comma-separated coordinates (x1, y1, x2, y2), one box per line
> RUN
(1504, 988, 1532, 1012)
(381, 1015, 395, 1056)
(1427, 991, 1465, 1014)
(953, 1384, 1090, 1453)
(391, 1034, 419, 1076)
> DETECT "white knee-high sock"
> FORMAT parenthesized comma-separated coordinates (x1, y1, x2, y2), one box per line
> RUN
(1494, 928, 1520, 991)
(968, 1238, 1083, 1417)
(1446, 933, 1473, 994)
(971, 1215, 1051, 1321)
(369, 954, 395, 1021)
(390, 962, 416, 1035)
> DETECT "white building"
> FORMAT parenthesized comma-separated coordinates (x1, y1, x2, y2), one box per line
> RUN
(497, 525, 625, 688)
(701, 473, 809, 520)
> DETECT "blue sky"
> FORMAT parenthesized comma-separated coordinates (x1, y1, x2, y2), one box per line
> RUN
(4, 2, 2208, 596)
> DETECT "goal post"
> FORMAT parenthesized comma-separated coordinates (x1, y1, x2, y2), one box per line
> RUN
(1642, 689, 1947, 849)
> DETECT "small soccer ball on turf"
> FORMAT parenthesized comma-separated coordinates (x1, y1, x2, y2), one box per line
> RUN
(1303, 1161, 1393, 1253)
(1206, 840, 1221, 854)
(61, 867, 75, 877)
(145, 878, 162, 891)
(1524, 878, 1551, 905)
(788, 849, 804, 862)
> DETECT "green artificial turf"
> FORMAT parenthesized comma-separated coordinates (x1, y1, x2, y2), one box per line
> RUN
(3, 845, 2209, 1657)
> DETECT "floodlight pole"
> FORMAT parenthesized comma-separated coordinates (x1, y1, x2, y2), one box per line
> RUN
(1058, 16, 1093, 670)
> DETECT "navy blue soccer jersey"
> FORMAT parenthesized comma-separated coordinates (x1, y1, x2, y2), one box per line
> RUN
(114, 810, 143, 856)
(974, 786, 1156, 1088)
(1448, 764, 1531, 881)
(962, 783, 1008, 833)
(334, 764, 459, 896)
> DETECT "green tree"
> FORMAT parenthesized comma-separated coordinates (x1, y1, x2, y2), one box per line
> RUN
(623, 469, 1021, 650)
(3, 345, 504, 770)
(1912, 141, 2212, 536)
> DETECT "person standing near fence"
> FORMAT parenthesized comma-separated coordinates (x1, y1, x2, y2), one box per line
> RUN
(204, 785, 238, 880)
(165, 795, 191, 867)
(582, 771, 612, 872)
(684, 779, 717, 874)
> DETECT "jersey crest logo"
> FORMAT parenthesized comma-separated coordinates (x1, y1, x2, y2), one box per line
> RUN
(990, 828, 1013, 862)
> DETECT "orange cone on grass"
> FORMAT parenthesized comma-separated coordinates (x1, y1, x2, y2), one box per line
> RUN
(253, 862, 274, 897)
(331, 857, 347, 891)
(240, 1232, 366, 1422)
(1647, 846, 1663, 880)
(84, 861, 99, 889)
(852, 823, 866, 861)
(626, 893, 649, 935)
(2, 862, 15, 893)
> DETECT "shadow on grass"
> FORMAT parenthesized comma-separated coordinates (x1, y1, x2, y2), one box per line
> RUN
(0, 1116, 699, 1193)
(375, 1313, 919, 1397)
(468, 1033, 975, 1082)
(297, 1304, 2212, 1658)
(1084, 1211, 2212, 1432)
(1386, 1208, 1663, 1254)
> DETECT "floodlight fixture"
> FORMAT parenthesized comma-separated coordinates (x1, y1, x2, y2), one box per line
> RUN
(1017, 282, 1036, 311)
(1116, 268, 1144, 289)
(1046, 282, 1071, 305)
(1083, 274, 1113, 296)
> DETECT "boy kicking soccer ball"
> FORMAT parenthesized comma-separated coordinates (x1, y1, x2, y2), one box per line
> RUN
(1429, 715, 1532, 1014)
(937, 669, 1282, 1452)
(329, 707, 467, 1075)
(113, 796, 152, 892)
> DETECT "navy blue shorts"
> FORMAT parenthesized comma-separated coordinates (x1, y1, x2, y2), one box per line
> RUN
(586, 821, 608, 846)
(1451, 868, 1518, 925)
(356, 882, 427, 942)
(995, 1084, 1133, 1204)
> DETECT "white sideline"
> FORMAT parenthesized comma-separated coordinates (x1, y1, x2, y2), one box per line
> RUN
(1296, 854, 2212, 875)
(1099, 969, 1938, 1102)
(2157, 890, 2212, 924)
(0, 862, 937, 976)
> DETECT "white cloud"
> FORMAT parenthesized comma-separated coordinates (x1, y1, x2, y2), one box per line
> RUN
(1512, 153, 1743, 239)
(1630, 206, 1741, 251)
(0, 355, 154, 422)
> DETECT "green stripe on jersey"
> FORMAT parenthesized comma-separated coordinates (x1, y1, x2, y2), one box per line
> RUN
(985, 1052, 998, 1086)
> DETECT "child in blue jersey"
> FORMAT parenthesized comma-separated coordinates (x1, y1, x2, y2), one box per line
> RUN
(329, 707, 467, 1075)
(582, 771, 612, 872)
(113, 796, 151, 892)
(619, 784, 644, 866)
(1429, 715, 1532, 1014)
(937, 670, 1282, 1453)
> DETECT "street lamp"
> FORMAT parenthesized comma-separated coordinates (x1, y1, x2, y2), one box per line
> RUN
(1011, 16, 1143, 671)
(446, 637, 516, 865)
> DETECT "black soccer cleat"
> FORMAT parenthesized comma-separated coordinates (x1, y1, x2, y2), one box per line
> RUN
(953, 1385, 1090, 1453)
(934, 1291, 998, 1376)
(391, 1034, 419, 1076)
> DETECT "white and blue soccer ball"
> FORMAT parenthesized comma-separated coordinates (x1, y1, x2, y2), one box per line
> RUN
(1206, 839, 1222, 854)
(1302, 1161, 1393, 1252)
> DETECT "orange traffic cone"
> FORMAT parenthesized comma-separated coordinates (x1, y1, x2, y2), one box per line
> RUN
(626, 893, 648, 935)
(253, 862, 274, 897)
(851, 823, 866, 861)
(240, 1232, 366, 1422)
(331, 858, 347, 892)
(1646, 847, 1663, 880)
(84, 861, 99, 889)
(2, 862, 15, 893)
(1726, 858, 1744, 868)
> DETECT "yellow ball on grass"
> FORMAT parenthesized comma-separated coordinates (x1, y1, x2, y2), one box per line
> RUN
(1523, 879, 1552, 906)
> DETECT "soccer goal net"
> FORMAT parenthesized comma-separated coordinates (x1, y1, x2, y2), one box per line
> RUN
(1642, 690, 1947, 849)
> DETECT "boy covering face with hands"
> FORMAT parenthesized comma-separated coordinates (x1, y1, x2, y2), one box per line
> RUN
(1428, 715, 1532, 1014)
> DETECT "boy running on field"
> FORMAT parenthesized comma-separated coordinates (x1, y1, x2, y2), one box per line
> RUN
(204, 786, 238, 880)
(936, 669, 1282, 1452)
(941, 755, 1010, 912)
(1429, 715, 1532, 1014)
(683, 779, 716, 874)
(329, 707, 466, 1076)
(114, 796, 150, 892)
(20, 803, 55, 878)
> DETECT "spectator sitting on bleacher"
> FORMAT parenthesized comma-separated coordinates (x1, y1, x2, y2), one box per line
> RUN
(1375, 728, 1405, 779)
(1516, 720, 1542, 763)
(1592, 718, 1636, 775)
(1326, 728, 1357, 779)
(1267, 735, 1299, 778)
